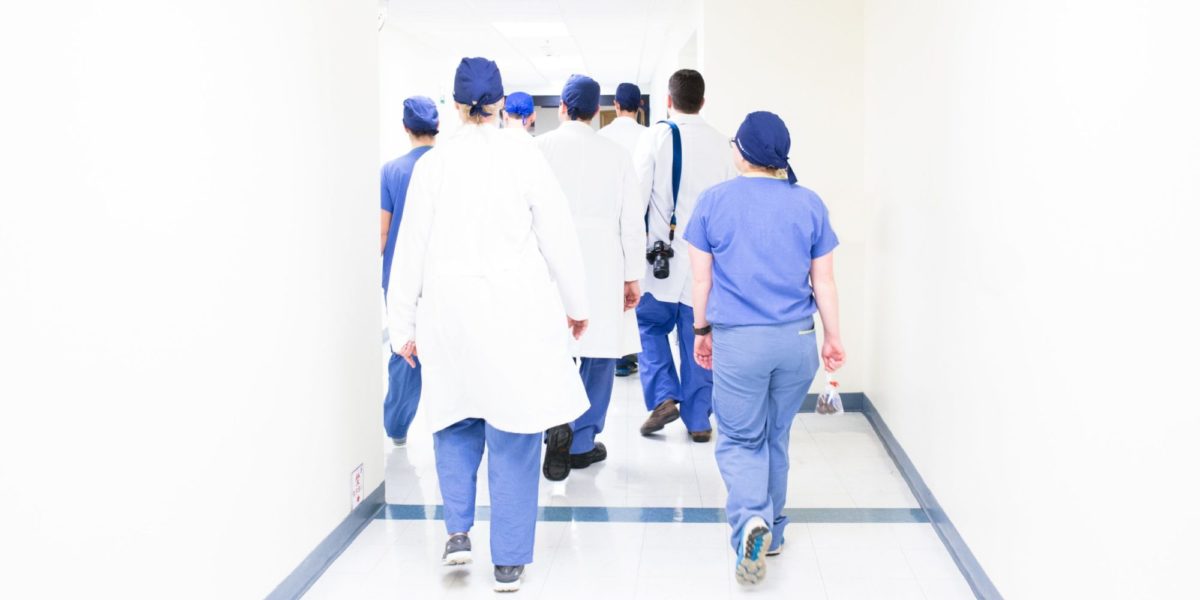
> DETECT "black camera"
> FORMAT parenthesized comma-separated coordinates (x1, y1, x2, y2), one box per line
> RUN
(646, 240, 674, 280)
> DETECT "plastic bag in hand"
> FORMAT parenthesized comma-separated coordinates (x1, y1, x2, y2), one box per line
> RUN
(816, 371, 843, 415)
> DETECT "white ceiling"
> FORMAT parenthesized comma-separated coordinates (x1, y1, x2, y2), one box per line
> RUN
(379, 0, 699, 94)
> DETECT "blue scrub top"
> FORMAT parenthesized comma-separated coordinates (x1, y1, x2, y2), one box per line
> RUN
(380, 145, 433, 292)
(683, 176, 839, 327)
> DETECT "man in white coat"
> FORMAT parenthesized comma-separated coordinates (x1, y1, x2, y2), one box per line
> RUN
(387, 57, 590, 593)
(598, 82, 646, 154)
(598, 82, 648, 379)
(535, 74, 644, 481)
(633, 69, 738, 443)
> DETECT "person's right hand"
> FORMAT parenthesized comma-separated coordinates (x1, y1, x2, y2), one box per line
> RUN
(395, 340, 418, 368)
(567, 317, 589, 340)
(822, 336, 845, 372)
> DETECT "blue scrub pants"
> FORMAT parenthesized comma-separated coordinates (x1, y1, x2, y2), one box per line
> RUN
(384, 354, 422, 440)
(711, 320, 819, 552)
(570, 358, 617, 454)
(635, 293, 713, 432)
(433, 418, 542, 566)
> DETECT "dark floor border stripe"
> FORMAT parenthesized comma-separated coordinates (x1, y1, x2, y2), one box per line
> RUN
(266, 483, 385, 600)
(376, 504, 927, 524)
(862, 396, 1002, 600)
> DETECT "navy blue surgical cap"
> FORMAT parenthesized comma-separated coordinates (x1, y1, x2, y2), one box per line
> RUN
(561, 74, 600, 119)
(505, 92, 534, 117)
(615, 83, 642, 111)
(402, 96, 439, 133)
(453, 57, 504, 117)
(734, 111, 797, 184)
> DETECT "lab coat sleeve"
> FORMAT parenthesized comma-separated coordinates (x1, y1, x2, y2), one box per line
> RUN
(525, 150, 590, 320)
(618, 157, 646, 281)
(385, 157, 435, 348)
(636, 125, 674, 246)
(631, 126, 657, 215)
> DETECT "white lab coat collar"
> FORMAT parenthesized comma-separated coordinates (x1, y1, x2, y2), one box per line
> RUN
(559, 120, 595, 133)
(665, 112, 705, 125)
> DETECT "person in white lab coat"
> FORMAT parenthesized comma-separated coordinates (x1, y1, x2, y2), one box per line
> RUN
(534, 74, 644, 481)
(502, 91, 536, 137)
(598, 82, 648, 379)
(633, 69, 738, 443)
(386, 57, 591, 593)
(598, 82, 646, 155)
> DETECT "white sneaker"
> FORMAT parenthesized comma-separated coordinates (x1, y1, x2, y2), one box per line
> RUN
(735, 517, 772, 585)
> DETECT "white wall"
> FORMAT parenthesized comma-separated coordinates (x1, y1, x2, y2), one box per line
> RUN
(0, 1, 383, 598)
(700, 0, 867, 392)
(863, 1, 1200, 597)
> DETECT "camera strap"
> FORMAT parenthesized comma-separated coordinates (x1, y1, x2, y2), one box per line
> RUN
(646, 120, 682, 241)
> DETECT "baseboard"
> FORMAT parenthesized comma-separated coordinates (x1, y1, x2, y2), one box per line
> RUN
(265, 483, 386, 600)
(861, 396, 1003, 600)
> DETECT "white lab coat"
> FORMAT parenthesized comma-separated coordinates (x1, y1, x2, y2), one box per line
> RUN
(632, 112, 738, 306)
(535, 121, 644, 358)
(387, 124, 591, 435)
(598, 115, 646, 156)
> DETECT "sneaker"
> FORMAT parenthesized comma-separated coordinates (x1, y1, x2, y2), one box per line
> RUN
(391, 437, 407, 447)
(442, 533, 472, 566)
(689, 430, 713, 443)
(614, 356, 638, 377)
(639, 400, 680, 435)
(767, 540, 784, 557)
(493, 565, 524, 592)
(542, 424, 573, 481)
(735, 517, 772, 585)
(569, 441, 607, 469)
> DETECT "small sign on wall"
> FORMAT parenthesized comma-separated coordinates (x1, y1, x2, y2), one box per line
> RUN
(351, 463, 364, 510)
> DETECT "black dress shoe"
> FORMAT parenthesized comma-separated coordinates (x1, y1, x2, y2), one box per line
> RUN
(569, 442, 607, 469)
(690, 430, 713, 443)
(542, 424, 573, 481)
(639, 400, 680, 435)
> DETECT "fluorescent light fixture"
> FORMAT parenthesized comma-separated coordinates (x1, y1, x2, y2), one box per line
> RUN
(492, 21, 570, 38)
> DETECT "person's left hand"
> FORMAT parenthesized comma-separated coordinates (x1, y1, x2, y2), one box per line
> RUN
(623, 281, 642, 311)
(694, 333, 713, 370)
(395, 340, 418, 368)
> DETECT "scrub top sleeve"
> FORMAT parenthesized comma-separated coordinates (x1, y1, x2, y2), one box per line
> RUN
(682, 192, 713, 253)
(811, 195, 840, 259)
(380, 166, 394, 212)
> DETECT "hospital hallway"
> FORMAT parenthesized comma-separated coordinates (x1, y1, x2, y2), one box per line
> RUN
(4, 1, 1199, 599)
(304, 355, 975, 600)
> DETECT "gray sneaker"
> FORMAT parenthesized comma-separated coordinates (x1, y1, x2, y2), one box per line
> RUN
(493, 565, 524, 592)
(442, 533, 472, 566)
(391, 437, 407, 447)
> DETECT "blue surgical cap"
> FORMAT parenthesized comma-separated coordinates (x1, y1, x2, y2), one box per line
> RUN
(505, 92, 534, 118)
(733, 111, 797, 184)
(453, 57, 504, 117)
(402, 96, 439, 134)
(615, 83, 642, 111)
(561, 74, 601, 119)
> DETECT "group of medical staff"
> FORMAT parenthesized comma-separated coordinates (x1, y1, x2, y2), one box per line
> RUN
(379, 56, 844, 592)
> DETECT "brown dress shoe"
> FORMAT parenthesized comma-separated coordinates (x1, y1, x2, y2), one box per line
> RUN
(689, 430, 713, 443)
(640, 400, 680, 435)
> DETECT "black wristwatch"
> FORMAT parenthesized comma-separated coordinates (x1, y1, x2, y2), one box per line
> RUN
(693, 324, 712, 336)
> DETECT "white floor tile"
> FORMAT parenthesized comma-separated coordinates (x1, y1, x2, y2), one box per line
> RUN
(304, 359, 979, 599)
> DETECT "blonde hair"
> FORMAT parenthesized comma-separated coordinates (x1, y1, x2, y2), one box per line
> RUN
(456, 101, 503, 124)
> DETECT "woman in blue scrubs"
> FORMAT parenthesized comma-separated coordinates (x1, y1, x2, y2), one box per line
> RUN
(683, 111, 846, 586)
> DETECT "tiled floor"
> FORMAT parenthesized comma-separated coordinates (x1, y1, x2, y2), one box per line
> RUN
(304, 348, 975, 599)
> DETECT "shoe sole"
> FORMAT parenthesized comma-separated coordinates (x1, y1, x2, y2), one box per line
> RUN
(639, 410, 680, 435)
(542, 425, 573, 481)
(493, 578, 522, 593)
(735, 525, 772, 585)
(443, 551, 472, 566)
